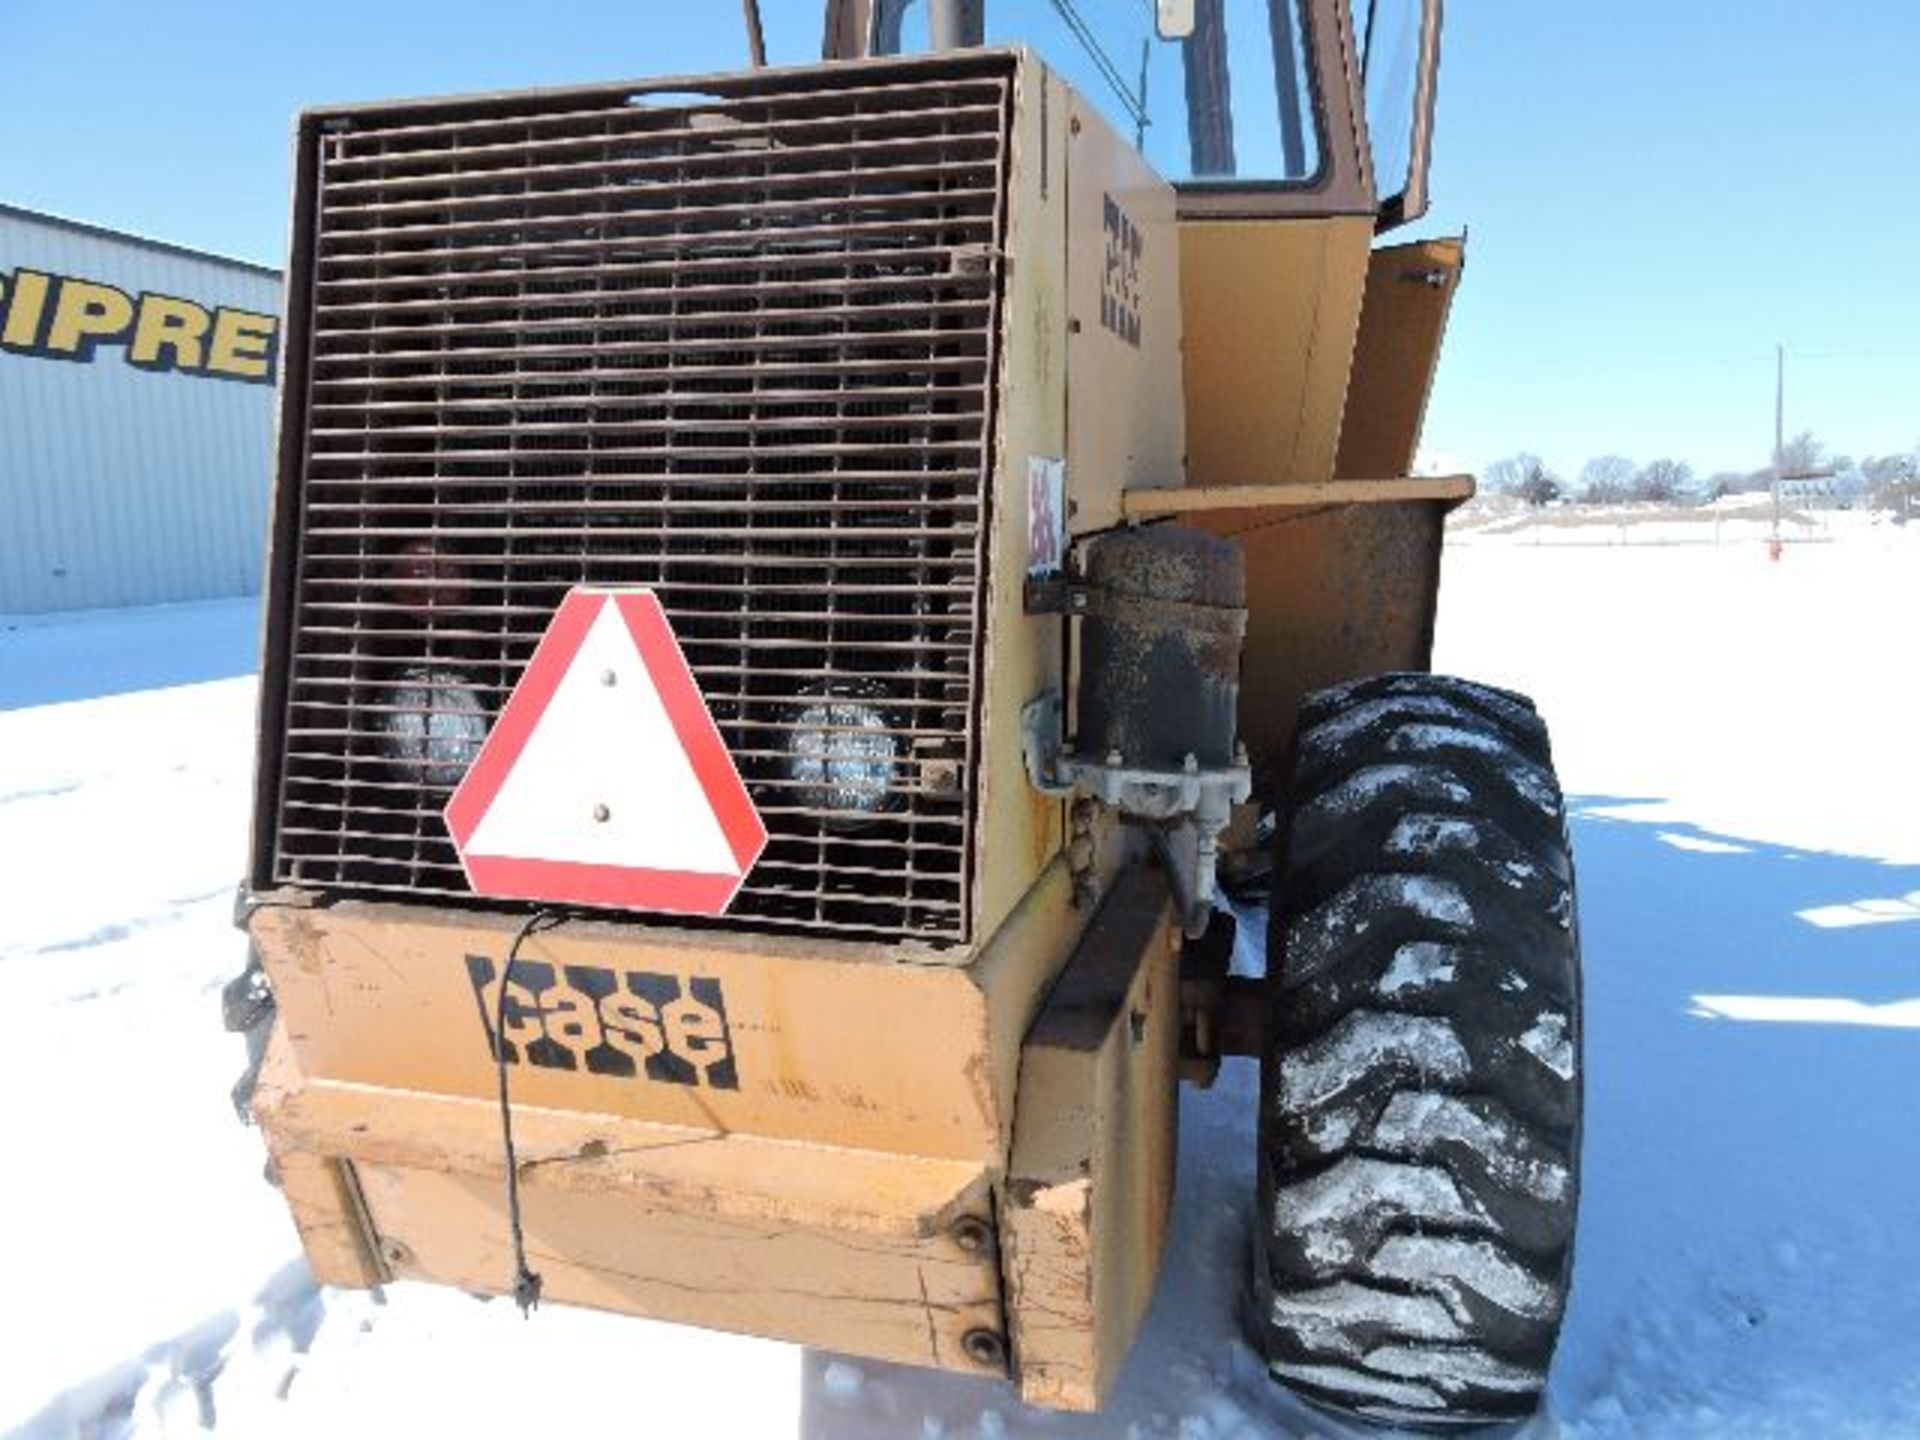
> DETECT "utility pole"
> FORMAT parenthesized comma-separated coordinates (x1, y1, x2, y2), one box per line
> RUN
(1769, 344, 1835, 555)
(1772, 342, 1784, 540)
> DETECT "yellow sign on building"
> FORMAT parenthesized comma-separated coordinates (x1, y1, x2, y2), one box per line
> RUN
(0, 267, 278, 383)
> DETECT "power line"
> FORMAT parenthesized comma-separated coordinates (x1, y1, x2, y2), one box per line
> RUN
(1470, 346, 1920, 383)
(1046, 0, 1151, 133)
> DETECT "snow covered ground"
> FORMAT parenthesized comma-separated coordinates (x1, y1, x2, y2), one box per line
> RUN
(3, 516, 1916, 1438)
(1446, 496, 1861, 552)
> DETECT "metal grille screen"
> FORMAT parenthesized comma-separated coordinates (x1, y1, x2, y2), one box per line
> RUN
(265, 58, 1013, 944)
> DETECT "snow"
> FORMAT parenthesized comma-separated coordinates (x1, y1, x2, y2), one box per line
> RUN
(1299, 763, 1470, 824)
(1382, 720, 1509, 760)
(0, 598, 256, 710)
(1658, 830, 1752, 856)
(1268, 1283, 1463, 1346)
(1370, 1094, 1570, 1205)
(1688, 994, 1920, 1028)
(1795, 888, 1920, 930)
(1300, 693, 1461, 752)
(1390, 876, 1473, 928)
(1363, 1344, 1539, 1394)
(823, 1360, 869, 1399)
(1446, 499, 1850, 553)
(1265, 1362, 1442, 1413)
(1370, 1236, 1556, 1323)
(1517, 1011, 1576, 1081)
(1376, 941, 1458, 996)
(1382, 813, 1479, 858)
(1285, 876, 1474, 985)
(1278, 1013, 1469, 1117)
(1270, 1158, 1491, 1270)
(1384, 817, 1541, 890)
(5, 516, 1920, 1437)
(1375, 720, 1564, 819)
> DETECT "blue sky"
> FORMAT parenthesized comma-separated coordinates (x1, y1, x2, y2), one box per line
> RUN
(3, 1, 1913, 479)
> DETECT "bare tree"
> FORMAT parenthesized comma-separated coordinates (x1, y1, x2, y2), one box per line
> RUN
(1484, 452, 1546, 495)
(1705, 471, 1746, 501)
(1777, 429, 1827, 476)
(1484, 453, 1562, 507)
(1862, 452, 1918, 486)
(1577, 455, 1635, 504)
(1863, 451, 1920, 517)
(1517, 465, 1563, 507)
(1633, 458, 1694, 503)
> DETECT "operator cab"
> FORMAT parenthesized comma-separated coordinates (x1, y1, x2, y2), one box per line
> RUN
(827, 0, 1442, 229)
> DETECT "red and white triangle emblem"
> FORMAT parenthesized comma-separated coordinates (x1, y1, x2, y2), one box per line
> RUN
(444, 587, 766, 915)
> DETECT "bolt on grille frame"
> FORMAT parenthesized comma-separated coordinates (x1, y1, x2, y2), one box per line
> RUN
(250, 53, 1017, 946)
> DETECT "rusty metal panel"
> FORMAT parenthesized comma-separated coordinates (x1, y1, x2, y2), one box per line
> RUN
(1196, 500, 1445, 795)
(1002, 865, 1179, 1411)
(1179, 212, 1448, 797)
(1334, 235, 1466, 479)
(258, 56, 1018, 945)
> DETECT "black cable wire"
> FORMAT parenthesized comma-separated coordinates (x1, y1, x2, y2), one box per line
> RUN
(493, 907, 566, 1316)
(1048, 0, 1150, 131)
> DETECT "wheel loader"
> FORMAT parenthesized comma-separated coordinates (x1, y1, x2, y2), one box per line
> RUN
(230, 0, 1582, 1427)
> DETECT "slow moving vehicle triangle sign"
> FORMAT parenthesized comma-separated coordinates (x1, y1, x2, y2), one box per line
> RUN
(444, 587, 767, 914)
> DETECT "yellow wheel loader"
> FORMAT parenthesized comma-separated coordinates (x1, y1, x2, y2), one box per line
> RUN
(230, 0, 1581, 1427)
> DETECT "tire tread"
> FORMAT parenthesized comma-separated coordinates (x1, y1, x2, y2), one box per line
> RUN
(1258, 674, 1581, 1429)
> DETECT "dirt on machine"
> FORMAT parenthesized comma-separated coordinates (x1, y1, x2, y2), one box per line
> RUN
(227, 0, 1582, 1428)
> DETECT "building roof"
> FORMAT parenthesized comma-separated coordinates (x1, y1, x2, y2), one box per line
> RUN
(0, 201, 280, 280)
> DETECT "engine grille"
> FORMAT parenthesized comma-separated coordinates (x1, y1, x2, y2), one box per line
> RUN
(260, 57, 1014, 944)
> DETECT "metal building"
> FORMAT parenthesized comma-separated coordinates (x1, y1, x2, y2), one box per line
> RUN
(0, 203, 282, 614)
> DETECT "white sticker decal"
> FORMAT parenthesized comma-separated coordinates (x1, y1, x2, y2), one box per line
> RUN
(1027, 455, 1067, 577)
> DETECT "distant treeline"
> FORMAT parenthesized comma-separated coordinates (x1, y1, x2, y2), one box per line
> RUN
(1481, 434, 1919, 510)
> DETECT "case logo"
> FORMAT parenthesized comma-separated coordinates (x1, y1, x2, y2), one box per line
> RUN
(1100, 193, 1143, 348)
(466, 955, 739, 1090)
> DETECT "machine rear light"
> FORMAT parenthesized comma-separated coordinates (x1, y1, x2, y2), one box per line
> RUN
(377, 667, 490, 787)
(784, 682, 901, 820)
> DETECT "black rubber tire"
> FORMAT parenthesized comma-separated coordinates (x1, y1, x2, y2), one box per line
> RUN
(1255, 672, 1581, 1430)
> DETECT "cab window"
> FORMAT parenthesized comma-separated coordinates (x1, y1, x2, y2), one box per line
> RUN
(1356, 0, 1431, 222)
(868, 0, 1326, 187)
